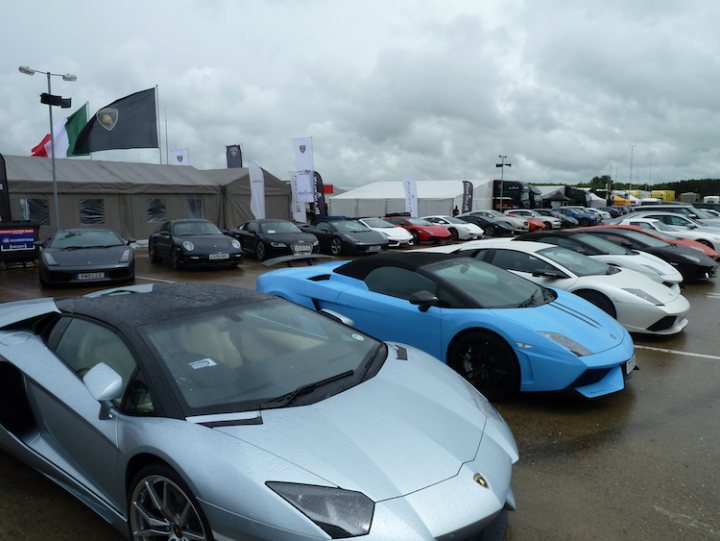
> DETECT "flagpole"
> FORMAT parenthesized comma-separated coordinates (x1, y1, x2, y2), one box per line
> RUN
(164, 107, 169, 165)
(155, 85, 162, 164)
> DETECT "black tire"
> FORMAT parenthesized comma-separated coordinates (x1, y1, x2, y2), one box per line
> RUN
(410, 230, 420, 244)
(128, 463, 213, 541)
(148, 242, 160, 263)
(574, 290, 616, 318)
(449, 228, 459, 240)
(447, 331, 519, 401)
(255, 241, 267, 261)
(330, 237, 343, 256)
(543, 221, 552, 230)
(579, 218, 590, 227)
(171, 249, 181, 270)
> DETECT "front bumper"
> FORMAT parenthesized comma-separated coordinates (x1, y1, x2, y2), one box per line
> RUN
(40, 262, 134, 285)
(615, 293, 690, 335)
(178, 251, 244, 267)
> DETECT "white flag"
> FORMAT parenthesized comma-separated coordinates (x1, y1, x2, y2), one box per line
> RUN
(248, 161, 266, 219)
(170, 149, 189, 166)
(293, 137, 314, 172)
(295, 170, 315, 203)
(403, 176, 418, 217)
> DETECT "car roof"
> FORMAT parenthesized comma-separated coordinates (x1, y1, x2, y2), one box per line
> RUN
(55, 283, 271, 332)
(335, 252, 459, 280)
(451, 239, 554, 253)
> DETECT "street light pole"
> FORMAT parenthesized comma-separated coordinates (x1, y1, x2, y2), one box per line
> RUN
(628, 144, 636, 193)
(19, 66, 76, 232)
(496, 155, 512, 210)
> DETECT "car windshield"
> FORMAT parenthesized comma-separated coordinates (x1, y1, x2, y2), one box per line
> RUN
(332, 220, 371, 232)
(260, 221, 301, 234)
(538, 246, 611, 276)
(693, 208, 715, 219)
(440, 216, 467, 224)
(142, 299, 382, 415)
(571, 233, 631, 255)
(423, 257, 550, 308)
(50, 230, 124, 249)
(362, 218, 394, 228)
(408, 218, 433, 226)
(612, 230, 669, 247)
(173, 221, 222, 236)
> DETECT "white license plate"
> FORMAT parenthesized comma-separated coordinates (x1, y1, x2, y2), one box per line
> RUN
(367, 245, 381, 252)
(77, 272, 106, 280)
(625, 356, 637, 375)
(294, 245, 312, 254)
(209, 253, 229, 260)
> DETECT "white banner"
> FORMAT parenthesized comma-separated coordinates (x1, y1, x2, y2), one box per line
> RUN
(295, 170, 315, 203)
(248, 161, 265, 219)
(170, 149, 189, 166)
(289, 171, 308, 222)
(403, 176, 418, 217)
(293, 137, 314, 172)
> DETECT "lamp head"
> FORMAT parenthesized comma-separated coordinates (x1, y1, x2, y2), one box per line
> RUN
(18, 66, 36, 76)
(62, 74, 77, 82)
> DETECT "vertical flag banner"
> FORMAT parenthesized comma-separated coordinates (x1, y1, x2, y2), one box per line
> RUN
(293, 137, 314, 172)
(248, 161, 266, 219)
(0, 153, 9, 223)
(226, 145, 243, 168)
(31, 104, 88, 158)
(462, 181, 474, 213)
(169, 149, 189, 166)
(313, 171, 328, 216)
(289, 172, 307, 222)
(74, 88, 158, 154)
(403, 176, 418, 217)
(294, 171, 315, 203)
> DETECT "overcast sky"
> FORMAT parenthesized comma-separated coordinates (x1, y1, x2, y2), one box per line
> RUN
(2, 0, 719, 187)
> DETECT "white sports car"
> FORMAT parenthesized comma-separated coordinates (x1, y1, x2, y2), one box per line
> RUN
(358, 217, 415, 247)
(419, 239, 690, 335)
(620, 213, 720, 251)
(422, 215, 484, 240)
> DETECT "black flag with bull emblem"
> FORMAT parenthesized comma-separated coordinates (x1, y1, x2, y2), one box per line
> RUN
(74, 88, 158, 154)
(226, 145, 243, 168)
(461, 180, 473, 213)
(313, 171, 328, 217)
(0, 153, 10, 222)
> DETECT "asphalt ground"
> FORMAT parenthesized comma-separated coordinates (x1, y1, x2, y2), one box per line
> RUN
(0, 249, 718, 540)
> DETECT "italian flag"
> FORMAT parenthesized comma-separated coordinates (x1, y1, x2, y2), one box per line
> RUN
(31, 104, 89, 157)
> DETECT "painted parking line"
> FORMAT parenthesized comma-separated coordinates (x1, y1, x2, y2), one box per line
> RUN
(706, 293, 720, 299)
(134, 275, 177, 284)
(635, 344, 720, 362)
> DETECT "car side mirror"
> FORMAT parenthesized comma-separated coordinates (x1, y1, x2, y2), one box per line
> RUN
(319, 308, 355, 327)
(688, 223, 697, 229)
(619, 240, 634, 249)
(532, 268, 568, 279)
(82, 362, 122, 420)
(409, 290, 439, 312)
(126, 239, 136, 245)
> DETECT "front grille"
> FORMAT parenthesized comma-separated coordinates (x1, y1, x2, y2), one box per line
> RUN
(572, 368, 611, 388)
(647, 316, 676, 332)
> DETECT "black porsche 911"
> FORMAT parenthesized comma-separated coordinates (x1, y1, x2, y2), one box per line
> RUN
(148, 219, 243, 269)
(229, 219, 320, 261)
(38, 228, 135, 287)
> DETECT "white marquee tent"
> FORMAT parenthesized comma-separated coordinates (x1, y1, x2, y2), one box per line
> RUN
(328, 180, 493, 217)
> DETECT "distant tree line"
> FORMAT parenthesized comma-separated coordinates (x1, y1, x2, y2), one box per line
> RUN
(572, 176, 720, 196)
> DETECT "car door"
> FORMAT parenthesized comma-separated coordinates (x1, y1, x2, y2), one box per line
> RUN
(237, 221, 259, 254)
(313, 221, 334, 251)
(153, 222, 174, 259)
(35, 316, 141, 507)
(332, 266, 445, 360)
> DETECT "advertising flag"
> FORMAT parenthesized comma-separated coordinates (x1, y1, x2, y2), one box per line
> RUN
(31, 104, 88, 158)
(0, 153, 9, 223)
(293, 137, 313, 172)
(73, 88, 158, 154)
(403, 176, 418, 217)
(170, 149, 189, 166)
(313, 171, 328, 217)
(248, 162, 266, 219)
(462, 181, 474, 213)
(226, 144, 243, 168)
(289, 171, 308, 222)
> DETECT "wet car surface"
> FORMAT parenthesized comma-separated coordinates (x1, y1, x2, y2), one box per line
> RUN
(0, 251, 718, 540)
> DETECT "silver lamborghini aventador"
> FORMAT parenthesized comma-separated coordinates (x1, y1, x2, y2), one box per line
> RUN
(0, 283, 518, 540)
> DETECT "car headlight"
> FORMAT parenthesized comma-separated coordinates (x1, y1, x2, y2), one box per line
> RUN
(681, 254, 701, 263)
(640, 264, 662, 275)
(266, 482, 374, 538)
(42, 252, 58, 266)
(539, 332, 592, 356)
(270, 241, 286, 248)
(312, 239, 319, 246)
(688, 245, 706, 253)
(182, 241, 194, 251)
(119, 248, 132, 263)
(622, 288, 664, 306)
(230, 239, 242, 249)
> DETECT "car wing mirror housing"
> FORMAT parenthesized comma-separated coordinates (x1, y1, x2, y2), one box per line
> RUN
(532, 268, 567, 279)
(409, 290, 440, 312)
(83, 362, 123, 419)
(319, 308, 355, 327)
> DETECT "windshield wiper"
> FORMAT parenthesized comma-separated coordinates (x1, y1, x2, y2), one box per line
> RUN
(60, 245, 85, 250)
(261, 370, 355, 409)
(517, 290, 538, 308)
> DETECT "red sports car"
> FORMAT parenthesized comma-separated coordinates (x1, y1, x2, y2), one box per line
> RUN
(383, 216, 452, 244)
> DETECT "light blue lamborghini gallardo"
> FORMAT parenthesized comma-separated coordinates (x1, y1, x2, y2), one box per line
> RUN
(257, 252, 636, 400)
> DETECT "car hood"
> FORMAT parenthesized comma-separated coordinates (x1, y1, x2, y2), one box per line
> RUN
(46, 246, 130, 266)
(175, 235, 236, 250)
(263, 232, 317, 244)
(418, 225, 451, 235)
(492, 290, 628, 354)
(590, 253, 678, 280)
(578, 267, 683, 303)
(374, 227, 412, 240)
(213, 350, 495, 501)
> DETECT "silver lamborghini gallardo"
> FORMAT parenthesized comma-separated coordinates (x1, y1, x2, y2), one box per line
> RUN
(0, 283, 518, 540)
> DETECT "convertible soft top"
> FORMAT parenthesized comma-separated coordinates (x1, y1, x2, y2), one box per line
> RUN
(335, 251, 464, 280)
